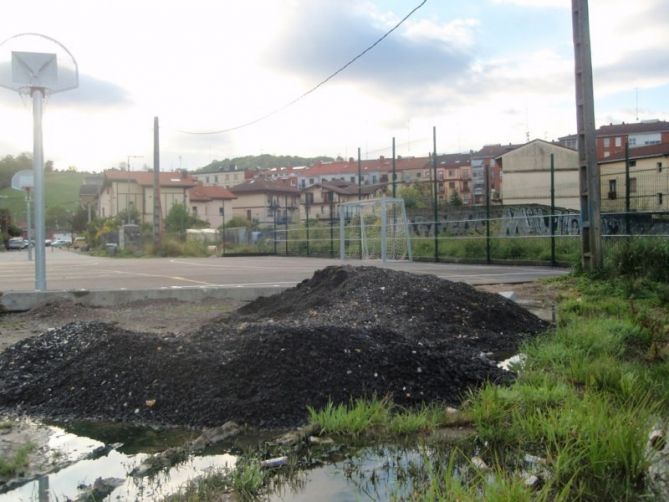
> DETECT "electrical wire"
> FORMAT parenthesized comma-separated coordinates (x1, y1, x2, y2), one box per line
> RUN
(178, 0, 428, 135)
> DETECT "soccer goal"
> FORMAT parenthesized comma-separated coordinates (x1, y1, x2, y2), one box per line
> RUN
(338, 197, 413, 262)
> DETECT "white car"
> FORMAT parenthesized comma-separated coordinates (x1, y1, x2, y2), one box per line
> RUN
(8, 238, 29, 250)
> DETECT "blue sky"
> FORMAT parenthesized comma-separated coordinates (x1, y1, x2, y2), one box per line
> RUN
(0, 0, 667, 171)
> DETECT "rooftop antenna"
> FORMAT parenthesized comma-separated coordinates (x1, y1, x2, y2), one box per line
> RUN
(0, 33, 78, 291)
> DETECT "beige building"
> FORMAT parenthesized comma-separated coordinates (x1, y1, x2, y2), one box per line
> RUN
(496, 139, 579, 210)
(230, 179, 300, 225)
(97, 170, 197, 224)
(600, 143, 669, 212)
(300, 181, 388, 220)
(191, 169, 246, 188)
(188, 185, 236, 228)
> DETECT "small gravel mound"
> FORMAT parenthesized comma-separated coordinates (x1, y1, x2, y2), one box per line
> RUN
(0, 266, 547, 427)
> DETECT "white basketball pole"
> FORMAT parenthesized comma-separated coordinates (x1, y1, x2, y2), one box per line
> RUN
(32, 88, 46, 290)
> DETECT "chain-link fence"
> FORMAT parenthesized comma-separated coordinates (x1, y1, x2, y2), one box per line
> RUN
(211, 152, 668, 266)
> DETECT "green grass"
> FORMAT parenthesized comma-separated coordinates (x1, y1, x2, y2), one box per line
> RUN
(460, 274, 669, 500)
(307, 397, 391, 437)
(0, 171, 88, 225)
(164, 457, 265, 502)
(304, 272, 669, 500)
(0, 443, 34, 477)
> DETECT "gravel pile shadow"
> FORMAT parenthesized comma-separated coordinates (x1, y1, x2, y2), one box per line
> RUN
(0, 266, 547, 428)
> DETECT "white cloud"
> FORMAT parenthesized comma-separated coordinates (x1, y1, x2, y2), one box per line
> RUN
(491, 0, 568, 7)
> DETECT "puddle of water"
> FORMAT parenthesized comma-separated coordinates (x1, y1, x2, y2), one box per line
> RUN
(0, 423, 235, 502)
(269, 446, 425, 502)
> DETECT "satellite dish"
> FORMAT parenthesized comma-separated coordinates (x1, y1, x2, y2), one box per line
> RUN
(0, 33, 78, 95)
(11, 169, 34, 191)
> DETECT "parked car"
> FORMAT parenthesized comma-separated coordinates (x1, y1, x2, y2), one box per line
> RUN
(8, 238, 29, 250)
(51, 239, 70, 248)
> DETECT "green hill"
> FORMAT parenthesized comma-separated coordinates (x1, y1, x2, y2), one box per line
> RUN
(0, 171, 88, 226)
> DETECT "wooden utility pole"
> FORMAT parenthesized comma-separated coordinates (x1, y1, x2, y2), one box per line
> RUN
(572, 0, 602, 270)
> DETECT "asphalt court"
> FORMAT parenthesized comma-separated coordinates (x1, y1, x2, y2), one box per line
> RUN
(0, 249, 568, 292)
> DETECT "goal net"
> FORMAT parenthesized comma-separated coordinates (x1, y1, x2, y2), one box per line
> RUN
(338, 197, 413, 262)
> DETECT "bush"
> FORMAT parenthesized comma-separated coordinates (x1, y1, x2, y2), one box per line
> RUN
(607, 238, 669, 282)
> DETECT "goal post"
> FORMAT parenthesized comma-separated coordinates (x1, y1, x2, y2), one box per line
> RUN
(338, 197, 413, 262)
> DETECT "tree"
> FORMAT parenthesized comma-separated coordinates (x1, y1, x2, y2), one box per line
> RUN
(45, 206, 73, 233)
(449, 191, 463, 207)
(398, 183, 432, 209)
(165, 203, 209, 240)
(71, 207, 89, 233)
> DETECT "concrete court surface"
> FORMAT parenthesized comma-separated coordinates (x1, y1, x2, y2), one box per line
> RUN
(0, 248, 568, 293)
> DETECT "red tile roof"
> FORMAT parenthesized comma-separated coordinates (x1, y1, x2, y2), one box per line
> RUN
(598, 120, 669, 136)
(599, 142, 669, 163)
(230, 179, 301, 195)
(300, 156, 430, 177)
(189, 185, 236, 202)
(104, 169, 197, 188)
(321, 180, 388, 196)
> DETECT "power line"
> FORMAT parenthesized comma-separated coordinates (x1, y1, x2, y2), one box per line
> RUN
(178, 0, 428, 136)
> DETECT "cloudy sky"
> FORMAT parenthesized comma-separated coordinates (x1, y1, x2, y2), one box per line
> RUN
(0, 0, 667, 172)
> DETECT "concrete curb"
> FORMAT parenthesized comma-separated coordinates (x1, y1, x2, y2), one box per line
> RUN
(0, 286, 291, 312)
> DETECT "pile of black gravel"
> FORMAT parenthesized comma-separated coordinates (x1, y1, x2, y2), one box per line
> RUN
(0, 266, 547, 428)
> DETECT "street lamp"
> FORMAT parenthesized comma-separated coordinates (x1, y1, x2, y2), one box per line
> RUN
(0, 33, 78, 291)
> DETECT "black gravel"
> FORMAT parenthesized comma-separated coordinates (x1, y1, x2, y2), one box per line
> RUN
(0, 266, 548, 428)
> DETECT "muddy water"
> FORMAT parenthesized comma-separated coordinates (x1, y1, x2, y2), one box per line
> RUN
(1, 419, 430, 501)
(270, 447, 424, 502)
(0, 422, 235, 502)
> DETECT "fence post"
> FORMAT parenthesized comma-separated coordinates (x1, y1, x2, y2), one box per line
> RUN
(625, 141, 631, 236)
(550, 153, 556, 266)
(485, 163, 491, 264)
(392, 137, 397, 198)
(221, 216, 225, 257)
(329, 196, 334, 257)
(273, 208, 277, 255)
(432, 126, 439, 262)
(305, 202, 310, 256)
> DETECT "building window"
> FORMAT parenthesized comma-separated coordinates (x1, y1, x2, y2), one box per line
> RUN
(372, 175, 377, 184)
(206, 176, 209, 183)
(192, 206, 197, 215)
(658, 193, 664, 205)
(615, 137, 622, 147)
(305, 192, 314, 205)
(658, 162, 663, 173)
(630, 160, 637, 167)
(608, 179, 617, 199)
(603, 138, 610, 147)
(629, 177, 637, 193)
(449, 181, 455, 189)
(350, 176, 355, 183)
(629, 137, 637, 146)
(309, 178, 314, 185)
(604, 151, 610, 158)
(214, 176, 218, 183)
